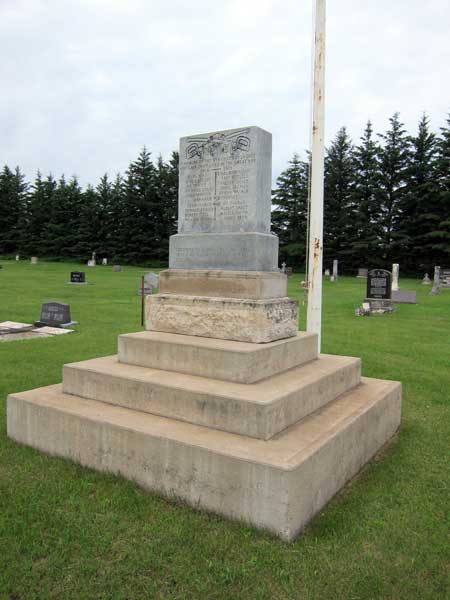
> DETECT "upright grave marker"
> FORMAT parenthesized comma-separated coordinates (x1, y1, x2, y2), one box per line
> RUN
(35, 302, 76, 328)
(392, 263, 400, 291)
(332, 259, 338, 280)
(170, 126, 277, 271)
(366, 269, 393, 313)
(70, 271, 86, 284)
(430, 266, 441, 295)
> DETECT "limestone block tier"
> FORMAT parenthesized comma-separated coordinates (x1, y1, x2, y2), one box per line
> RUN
(145, 294, 298, 343)
(159, 269, 288, 299)
(63, 354, 361, 440)
(7, 377, 402, 542)
(118, 331, 318, 384)
(169, 232, 278, 271)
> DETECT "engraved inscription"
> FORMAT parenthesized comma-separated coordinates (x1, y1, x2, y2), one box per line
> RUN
(178, 127, 265, 233)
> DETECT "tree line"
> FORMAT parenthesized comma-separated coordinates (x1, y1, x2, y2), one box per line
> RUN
(0, 149, 179, 265)
(273, 112, 450, 274)
(1, 112, 449, 273)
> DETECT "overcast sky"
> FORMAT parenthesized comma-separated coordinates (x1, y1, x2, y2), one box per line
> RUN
(1, 0, 449, 186)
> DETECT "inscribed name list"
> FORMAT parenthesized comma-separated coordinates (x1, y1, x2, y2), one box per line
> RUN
(178, 126, 271, 235)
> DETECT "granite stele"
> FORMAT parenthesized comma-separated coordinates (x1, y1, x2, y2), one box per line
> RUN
(7, 126, 402, 541)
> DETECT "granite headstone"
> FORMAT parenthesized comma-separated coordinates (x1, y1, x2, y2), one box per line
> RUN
(36, 302, 75, 327)
(169, 126, 278, 271)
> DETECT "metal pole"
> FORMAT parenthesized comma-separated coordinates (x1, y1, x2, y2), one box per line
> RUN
(141, 276, 145, 327)
(306, 0, 326, 351)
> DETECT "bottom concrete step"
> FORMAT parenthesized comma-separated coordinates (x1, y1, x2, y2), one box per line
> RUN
(7, 377, 401, 541)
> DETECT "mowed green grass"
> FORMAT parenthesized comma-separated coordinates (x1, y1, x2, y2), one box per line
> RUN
(0, 260, 449, 600)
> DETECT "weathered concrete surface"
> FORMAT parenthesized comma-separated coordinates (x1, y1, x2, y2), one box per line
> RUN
(169, 232, 279, 271)
(7, 377, 401, 542)
(145, 294, 298, 343)
(118, 331, 318, 384)
(159, 269, 287, 299)
(63, 354, 361, 440)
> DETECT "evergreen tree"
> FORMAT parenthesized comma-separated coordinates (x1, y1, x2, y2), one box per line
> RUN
(23, 172, 57, 256)
(0, 166, 28, 255)
(403, 114, 438, 272)
(377, 113, 410, 263)
(121, 147, 158, 263)
(46, 176, 83, 259)
(323, 127, 354, 269)
(154, 152, 178, 261)
(271, 153, 309, 266)
(74, 184, 102, 259)
(350, 122, 382, 268)
(434, 112, 450, 266)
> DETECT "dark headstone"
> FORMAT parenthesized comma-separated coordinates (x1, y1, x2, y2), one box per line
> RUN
(70, 271, 86, 284)
(392, 290, 417, 304)
(366, 269, 391, 300)
(364, 269, 394, 313)
(35, 302, 75, 328)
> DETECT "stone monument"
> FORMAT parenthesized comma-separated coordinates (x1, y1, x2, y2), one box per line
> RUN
(392, 263, 400, 291)
(332, 259, 338, 280)
(430, 266, 441, 295)
(356, 268, 368, 278)
(30, 257, 38, 264)
(422, 273, 431, 285)
(366, 269, 394, 313)
(69, 271, 87, 285)
(7, 126, 401, 542)
(34, 302, 76, 328)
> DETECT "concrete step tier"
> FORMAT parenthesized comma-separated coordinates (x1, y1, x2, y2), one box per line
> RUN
(7, 377, 401, 541)
(118, 331, 318, 384)
(63, 354, 361, 440)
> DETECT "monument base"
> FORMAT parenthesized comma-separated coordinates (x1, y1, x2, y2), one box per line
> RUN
(169, 232, 279, 271)
(8, 378, 400, 542)
(159, 269, 287, 299)
(365, 299, 394, 313)
(145, 294, 298, 343)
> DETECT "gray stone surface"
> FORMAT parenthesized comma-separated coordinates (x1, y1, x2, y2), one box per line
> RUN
(170, 126, 278, 271)
(169, 232, 278, 271)
(392, 290, 417, 304)
(178, 126, 271, 234)
(392, 263, 399, 291)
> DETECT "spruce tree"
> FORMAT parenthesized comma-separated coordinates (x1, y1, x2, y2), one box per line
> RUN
(377, 113, 410, 263)
(271, 153, 309, 267)
(434, 112, 450, 267)
(0, 166, 28, 255)
(23, 172, 57, 256)
(403, 114, 438, 272)
(350, 122, 382, 269)
(155, 152, 178, 261)
(122, 148, 158, 263)
(323, 127, 354, 269)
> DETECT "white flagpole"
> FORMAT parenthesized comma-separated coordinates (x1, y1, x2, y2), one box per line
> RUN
(306, 0, 326, 351)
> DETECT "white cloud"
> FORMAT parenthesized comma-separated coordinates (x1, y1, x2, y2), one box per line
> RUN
(1, 0, 449, 185)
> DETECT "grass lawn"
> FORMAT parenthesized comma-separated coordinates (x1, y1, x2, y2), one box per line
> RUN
(0, 259, 449, 599)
